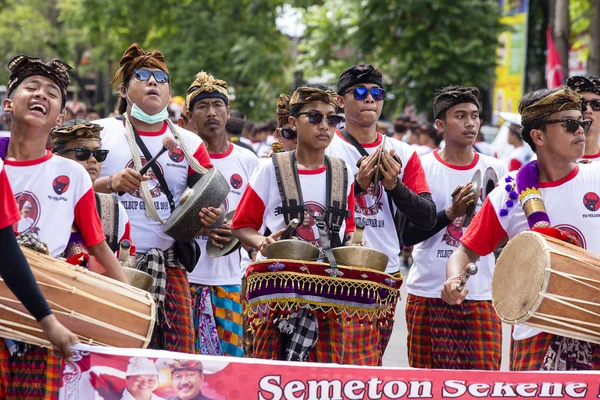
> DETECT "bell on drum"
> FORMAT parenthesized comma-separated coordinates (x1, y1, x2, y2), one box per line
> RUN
(163, 168, 230, 241)
(492, 231, 600, 344)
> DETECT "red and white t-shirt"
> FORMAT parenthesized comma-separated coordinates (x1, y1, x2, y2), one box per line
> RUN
(231, 157, 356, 254)
(462, 162, 600, 340)
(188, 143, 258, 286)
(407, 151, 508, 300)
(0, 157, 20, 230)
(508, 145, 533, 171)
(580, 150, 600, 162)
(325, 131, 431, 273)
(96, 118, 212, 253)
(4, 151, 104, 258)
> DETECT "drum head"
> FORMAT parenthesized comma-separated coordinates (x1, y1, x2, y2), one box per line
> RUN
(492, 231, 550, 323)
(206, 210, 241, 258)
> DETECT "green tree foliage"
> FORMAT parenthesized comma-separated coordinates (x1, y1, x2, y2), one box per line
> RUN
(299, 0, 503, 118)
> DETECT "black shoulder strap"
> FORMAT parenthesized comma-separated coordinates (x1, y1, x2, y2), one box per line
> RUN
(133, 128, 176, 213)
(341, 129, 369, 157)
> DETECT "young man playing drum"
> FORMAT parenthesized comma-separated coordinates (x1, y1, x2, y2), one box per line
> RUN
(325, 64, 435, 275)
(444, 87, 600, 370)
(0, 55, 127, 398)
(231, 86, 359, 363)
(183, 71, 258, 358)
(403, 86, 508, 369)
(93, 43, 222, 354)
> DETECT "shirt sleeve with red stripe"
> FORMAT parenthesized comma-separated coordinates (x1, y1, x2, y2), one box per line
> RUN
(461, 196, 508, 256)
(189, 142, 213, 176)
(75, 188, 106, 248)
(344, 182, 356, 234)
(230, 185, 265, 231)
(402, 151, 431, 195)
(0, 169, 20, 230)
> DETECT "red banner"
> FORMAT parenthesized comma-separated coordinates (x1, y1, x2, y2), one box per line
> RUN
(60, 344, 600, 400)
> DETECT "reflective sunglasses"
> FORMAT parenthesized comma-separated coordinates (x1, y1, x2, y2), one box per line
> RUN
(347, 87, 386, 101)
(133, 68, 170, 83)
(543, 118, 592, 134)
(58, 148, 109, 162)
(297, 111, 344, 127)
(582, 99, 600, 112)
(280, 127, 297, 140)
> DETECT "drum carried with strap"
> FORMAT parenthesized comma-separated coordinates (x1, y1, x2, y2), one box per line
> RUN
(244, 259, 402, 365)
(0, 246, 156, 349)
(492, 231, 600, 344)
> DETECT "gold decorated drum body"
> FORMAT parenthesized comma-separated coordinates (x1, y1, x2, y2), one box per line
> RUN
(0, 246, 156, 348)
(244, 259, 402, 365)
(492, 231, 600, 344)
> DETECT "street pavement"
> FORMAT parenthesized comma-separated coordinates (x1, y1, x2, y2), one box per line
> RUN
(382, 265, 512, 370)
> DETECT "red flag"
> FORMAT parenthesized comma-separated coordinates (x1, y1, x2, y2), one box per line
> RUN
(546, 25, 565, 88)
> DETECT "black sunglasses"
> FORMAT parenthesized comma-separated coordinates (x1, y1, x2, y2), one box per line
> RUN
(133, 69, 170, 84)
(346, 87, 386, 101)
(297, 111, 344, 127)
(582, 99, 600, 112)
(280, 127, 297, 140)
(59, 148, 109, 162)
(543, 118, 592, 134)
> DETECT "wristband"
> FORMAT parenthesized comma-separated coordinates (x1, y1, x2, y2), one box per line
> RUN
(107, 174, 115, 193)
(247, 247, 258, 257)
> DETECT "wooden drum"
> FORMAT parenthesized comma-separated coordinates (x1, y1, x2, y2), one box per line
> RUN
(0, 246, 156, 348)
(492, 231, 600, 344)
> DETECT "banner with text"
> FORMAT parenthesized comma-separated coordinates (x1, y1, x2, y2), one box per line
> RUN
(60, 344, 600, 400)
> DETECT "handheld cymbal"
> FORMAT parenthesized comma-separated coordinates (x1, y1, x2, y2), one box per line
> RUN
(462, 169, 482, 228)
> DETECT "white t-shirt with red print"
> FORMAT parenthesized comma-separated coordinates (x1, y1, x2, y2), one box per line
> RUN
(508, 145, 533, 171)
(96, 118, 212, 253)
(407, 151, 508, 300)
(325, 131, 431, 273)
(461, 162, 600, 340)
(0, 157, 20, 230)
(188, 143, 258, 286)
(4, 151, 105, 258)
(231, 157, 356, 255)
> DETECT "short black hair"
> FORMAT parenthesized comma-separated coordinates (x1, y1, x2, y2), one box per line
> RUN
(517, 88, 563, 152)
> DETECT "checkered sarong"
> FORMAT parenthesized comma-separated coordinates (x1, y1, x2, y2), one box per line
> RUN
(276, 308, 318, 362)
(0, 341, 62, 399)
(341, 315, 380, 366)
(406, 294, 502, 370)
(140, 250, 194, 353)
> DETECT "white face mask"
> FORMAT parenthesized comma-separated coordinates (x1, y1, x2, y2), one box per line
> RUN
(127, 94, 169, 125)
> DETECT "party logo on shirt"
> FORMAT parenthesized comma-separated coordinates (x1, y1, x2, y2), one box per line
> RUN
(13, 191, 41, 235)
(168, 148, 185, 163)
(296, 202, 326, 247)
(554, 224, 587, 249)
(52, 175, 70, 195)
(354, 181, 384, 216)
(442, 216, 464, 248)
(583, 192, 600, 212)
(125, 158, 163, 198)
(230, 173, 243, 190)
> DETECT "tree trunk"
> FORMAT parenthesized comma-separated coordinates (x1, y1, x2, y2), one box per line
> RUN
(589, 0, 600, 75)
(553, 0, 570, 83)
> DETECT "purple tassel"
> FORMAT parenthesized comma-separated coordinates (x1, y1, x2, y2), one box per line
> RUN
(509, 191, 518, 200)
(506, 200, 514, 208)
(505, 176, 514, 182)
(499, 209, 509, 217)
(505, 184, 513, 192)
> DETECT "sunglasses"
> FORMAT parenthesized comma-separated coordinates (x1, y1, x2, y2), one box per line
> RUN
(58, 148, 109, 162)
(347, 87, 386, 101)
(582, 99, 600, 112)
(543, 118, 592, 134)
(297, 111, 344, 127)
(133, 69, 170, 84)
(280, 127, 297, 140)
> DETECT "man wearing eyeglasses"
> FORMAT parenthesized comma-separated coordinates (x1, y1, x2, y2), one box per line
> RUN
(326, 64, 436, 277)
(444, 87, 599, 371)
(183, 71, 258, 358)
(93, 44, 221, 354)
(51, 119, 136, 268)
(567, 75, 600, 162)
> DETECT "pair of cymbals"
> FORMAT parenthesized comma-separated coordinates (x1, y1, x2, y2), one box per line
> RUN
(462, 167, 498, 227)
(205, 210, 242, 258)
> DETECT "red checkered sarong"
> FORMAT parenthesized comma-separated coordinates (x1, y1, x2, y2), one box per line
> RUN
(406, 294, 502, 370)
(149, 267, 194, 353)
(511, 332, 600, 371)
(0, 342, 62, 399)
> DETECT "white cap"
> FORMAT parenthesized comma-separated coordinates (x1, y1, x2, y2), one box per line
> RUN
(125, 357, 158, 377)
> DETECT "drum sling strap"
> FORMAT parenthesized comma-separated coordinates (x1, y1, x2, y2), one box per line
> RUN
(340, 129, 404, 247)
(95, 192, 120, 252)
(272, 151, 349, 266)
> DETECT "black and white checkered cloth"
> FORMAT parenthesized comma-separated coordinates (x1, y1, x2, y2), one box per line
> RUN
(276, 308, 318, 362)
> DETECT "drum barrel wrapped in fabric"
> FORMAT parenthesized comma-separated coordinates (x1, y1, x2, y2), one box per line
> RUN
(0, 246, 156, 348)
(492, 231, 600, 344)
